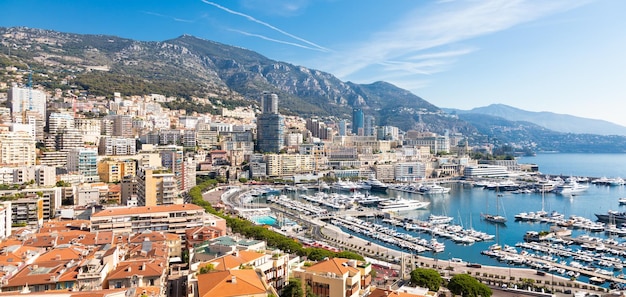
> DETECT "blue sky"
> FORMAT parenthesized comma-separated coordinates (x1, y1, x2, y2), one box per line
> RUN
(2, 0, 625, 126)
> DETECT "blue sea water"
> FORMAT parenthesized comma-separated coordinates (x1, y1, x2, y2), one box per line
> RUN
(275, 153, 626, 285)
(519, 153, 626, 178)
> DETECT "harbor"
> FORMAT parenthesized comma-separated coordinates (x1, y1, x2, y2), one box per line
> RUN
(235, 171, 626, 290)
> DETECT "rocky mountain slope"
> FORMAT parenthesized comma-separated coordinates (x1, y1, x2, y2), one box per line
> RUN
(3, 26, 626, 152)
(0, 27, 468, 134)
(444, 104, 626, 136)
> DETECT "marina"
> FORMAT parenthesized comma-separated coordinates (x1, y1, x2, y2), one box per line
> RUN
(256, 177, 626, 288)
(236, 153, 626, 289)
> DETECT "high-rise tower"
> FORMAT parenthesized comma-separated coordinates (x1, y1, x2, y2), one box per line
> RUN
(352, 108, 364, 135)
(256, 93, 285, 153)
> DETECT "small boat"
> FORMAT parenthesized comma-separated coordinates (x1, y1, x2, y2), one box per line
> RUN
(619, 197, 626, 205)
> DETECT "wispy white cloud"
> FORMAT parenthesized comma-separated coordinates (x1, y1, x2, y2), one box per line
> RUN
(240, 0, 311, 17)
(326, 0, 589, 88)
(230, 29, 325, 51)
(200, 0, 330, 52)
(142, 11, 195, 23)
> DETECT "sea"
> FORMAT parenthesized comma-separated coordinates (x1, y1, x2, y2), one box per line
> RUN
(268, 153, 626, 286)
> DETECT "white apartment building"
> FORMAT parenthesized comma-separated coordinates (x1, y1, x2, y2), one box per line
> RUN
(394, 162, 427, 181)
(66, 148, 99, 182)
(0, 201, 11, 239)
(265, 154, 315, 177)
(75, 118, 102, 144)
(464, 164, 510, 178)
(90, 204, 225, 240)
(47, 112, 75, 134)
(0, 130, 36, 167)
(7, 86, 47, 123)
(98, 137, 137, 156)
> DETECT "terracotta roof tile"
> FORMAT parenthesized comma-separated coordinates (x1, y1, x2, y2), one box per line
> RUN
(92, 204, 203, 217)
(197, 270, 268, 297)
(305, 258, 359, 275)
(200, 250, 265, 271)
(107, 260, 166, 280)
(5, 260, 81, 287)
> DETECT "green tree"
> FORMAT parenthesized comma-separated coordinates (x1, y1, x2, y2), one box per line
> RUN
(281, 278, 304, 297)
(198, 263, 215, 274)
(410, 268, 443, 291)
(447, 274, 492, 297)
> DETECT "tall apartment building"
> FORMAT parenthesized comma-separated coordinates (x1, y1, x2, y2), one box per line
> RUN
(0, 202, 12, 239)
(377, 125, 399, 140)
(364, 115, 376, 137)
(339, 119, 347, 136)
(136, 167, 178, 206)
(66, 148, 99, 182)
(256, 93, 285, 153)
(11, 196, 44, 228)
(404, 131, 450, 154)
(351, 108, 364, 135)
(7, 86, 47, 125)
(98, 137, 137, 155)
(0, 130, 36, 167)
(55, 128, 83, 151)
(120, 175, 138, 205)
(196, 127, 219, 150)
(97, 159, 137, 183)
(90, 204, 226, 240)
(47, 112, 75, 134)
(265, 154, 314, 177)
(113, 115, 133, 138)
(101, 115, 133, 138)
(157, 146, 184, 193)
(6, 187, 61, 227)
(74, 117, 101, 144)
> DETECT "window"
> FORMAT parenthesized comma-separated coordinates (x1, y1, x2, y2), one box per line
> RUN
(115, 281, 122, 288)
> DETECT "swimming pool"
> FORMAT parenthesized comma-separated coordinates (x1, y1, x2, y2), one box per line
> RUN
(251, 215, 277, 225)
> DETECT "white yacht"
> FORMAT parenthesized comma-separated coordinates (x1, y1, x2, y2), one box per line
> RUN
(378, 198, 430, 212)
(362, 175, 389, 193)
(554, 180, 589, 195)
(428, 214, 454, 224)
(421, 183, 451, 195)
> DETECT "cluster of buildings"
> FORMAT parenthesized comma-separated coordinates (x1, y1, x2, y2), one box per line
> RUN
(0, 72, 530, 296)
(0, 79, 529, 227)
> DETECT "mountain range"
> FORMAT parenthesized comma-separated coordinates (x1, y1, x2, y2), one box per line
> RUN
(2, 26, 626, 153)
(444, 104, 626, 136)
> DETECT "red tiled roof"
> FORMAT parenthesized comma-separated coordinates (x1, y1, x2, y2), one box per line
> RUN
(107, 260, 166, 280)
(197, 270, 267, 297)
(92, 204, 203, 217)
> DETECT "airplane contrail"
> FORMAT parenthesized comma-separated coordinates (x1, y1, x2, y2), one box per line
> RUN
(200, 0, 331, 52)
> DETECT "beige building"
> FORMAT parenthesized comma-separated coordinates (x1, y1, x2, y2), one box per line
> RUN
(292, 258, 372, 297)
(265, 154, 315, 177)
(374, 164, 395, 182)
(90, 204, 227, 242)
(0, 130, 36, 167)
(97, 159, 136, 183)
(136, 167, 177, 206)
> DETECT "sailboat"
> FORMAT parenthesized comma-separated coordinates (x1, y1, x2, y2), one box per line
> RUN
(481, 188, 507, 224)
